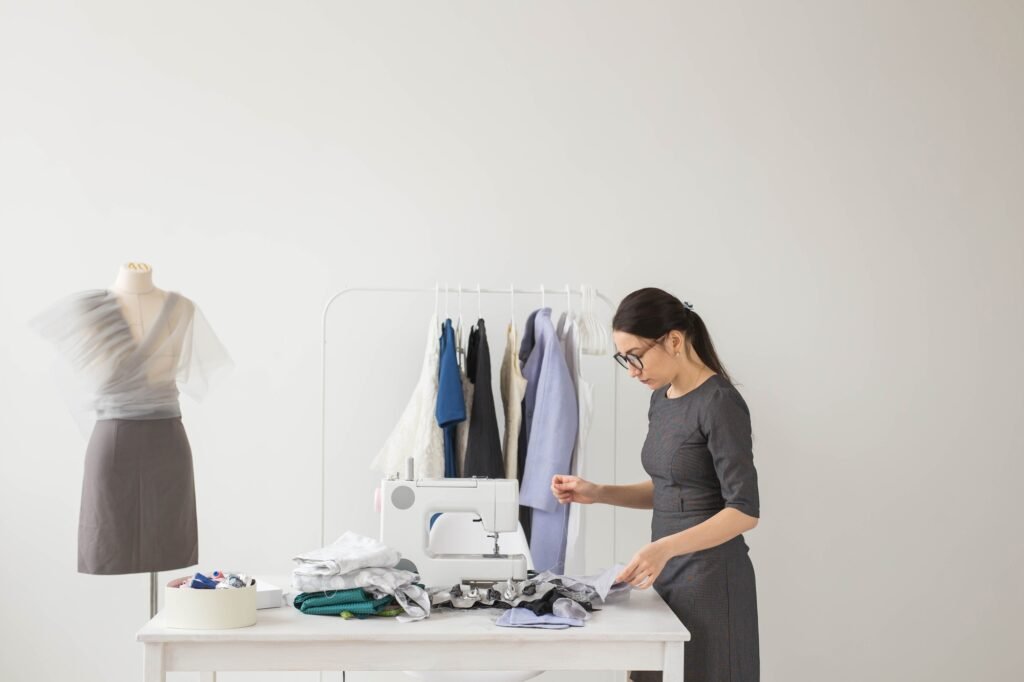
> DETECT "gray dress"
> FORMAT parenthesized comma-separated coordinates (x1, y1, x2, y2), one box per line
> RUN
(630, 374, 760, 682)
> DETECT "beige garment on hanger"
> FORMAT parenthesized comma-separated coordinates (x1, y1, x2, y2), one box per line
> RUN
(499, 320, 529, 479)
(455, 320, 474, 476)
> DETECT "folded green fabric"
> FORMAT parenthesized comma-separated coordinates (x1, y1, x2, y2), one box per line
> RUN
(294, 589, 395, 616)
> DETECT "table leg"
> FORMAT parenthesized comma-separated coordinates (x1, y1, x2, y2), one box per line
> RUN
(144, 643, 165, 682)
(663, 641, 685, 682)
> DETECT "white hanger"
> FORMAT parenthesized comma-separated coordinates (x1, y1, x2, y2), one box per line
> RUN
(578, 284, 590, 347)
(477, 283, 482, 321)
(457, 282, 465, 332)
(540, 284, 546, 308)
(434, 281, 440, 318)
(579, 284, 610, 355)
(557, 283, 571, 337)
(445, 282, 450, 320)
(509, 283, 515, 324)
(456, 283, 465, 363)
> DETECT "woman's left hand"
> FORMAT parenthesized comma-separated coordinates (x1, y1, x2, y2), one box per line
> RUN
(615, 538, 675, 589)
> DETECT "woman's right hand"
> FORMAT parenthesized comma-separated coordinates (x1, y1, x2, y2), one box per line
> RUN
(551, 475, 600, 505)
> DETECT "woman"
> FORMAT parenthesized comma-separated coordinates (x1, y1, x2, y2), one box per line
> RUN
(552, 288, 760, 682)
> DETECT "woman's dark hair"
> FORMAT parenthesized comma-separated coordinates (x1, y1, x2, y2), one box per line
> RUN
(612, 287, 732, 384)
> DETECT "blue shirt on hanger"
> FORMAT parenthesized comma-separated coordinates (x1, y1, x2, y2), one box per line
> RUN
(436, 318, 466, 478)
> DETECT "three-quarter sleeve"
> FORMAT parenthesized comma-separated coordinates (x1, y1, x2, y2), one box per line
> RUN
(702, 387, 760, 518)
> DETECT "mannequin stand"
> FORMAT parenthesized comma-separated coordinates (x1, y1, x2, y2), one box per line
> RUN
(150, 572, 158, 618)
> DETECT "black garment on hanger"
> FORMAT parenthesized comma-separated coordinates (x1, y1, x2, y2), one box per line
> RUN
(463, 319, 504, 478)
(516, 310, 541, 541)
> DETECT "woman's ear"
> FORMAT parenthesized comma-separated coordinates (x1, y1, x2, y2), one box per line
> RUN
(669, 330, 686, 356)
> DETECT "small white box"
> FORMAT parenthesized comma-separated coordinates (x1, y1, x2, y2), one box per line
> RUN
(163, 577, 257, 629)
(255, 579, 283, 609)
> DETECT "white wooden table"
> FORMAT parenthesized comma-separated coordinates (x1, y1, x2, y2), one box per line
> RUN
(136, 588, 690, 681)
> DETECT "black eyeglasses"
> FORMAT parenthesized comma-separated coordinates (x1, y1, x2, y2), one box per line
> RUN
(613, 335, 667, 371)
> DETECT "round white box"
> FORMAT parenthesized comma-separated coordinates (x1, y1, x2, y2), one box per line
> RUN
(163, 577, 257, 629)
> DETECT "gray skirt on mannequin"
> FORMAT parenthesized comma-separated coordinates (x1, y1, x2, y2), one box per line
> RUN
(79, 416, 198, 575)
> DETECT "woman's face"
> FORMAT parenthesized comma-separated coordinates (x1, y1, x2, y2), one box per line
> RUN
(612, 330, 679, 390)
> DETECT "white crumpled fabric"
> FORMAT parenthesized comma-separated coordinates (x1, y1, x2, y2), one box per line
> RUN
(292, 531, 400, 577)
(371, 314, 445, 478)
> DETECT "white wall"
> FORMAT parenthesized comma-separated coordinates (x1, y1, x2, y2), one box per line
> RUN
(2, 1, 1022, 681)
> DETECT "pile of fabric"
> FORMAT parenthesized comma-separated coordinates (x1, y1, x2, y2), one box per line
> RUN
(430, 564, 630, 630)
(291, 531, 430, 621)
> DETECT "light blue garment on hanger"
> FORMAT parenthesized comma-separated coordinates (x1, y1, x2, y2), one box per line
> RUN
(518, 308, 578, 573)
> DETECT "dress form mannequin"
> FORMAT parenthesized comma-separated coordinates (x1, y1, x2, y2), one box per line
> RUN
(111, 262, 173, 618)
(111, 262, 165, 336)
(111, 263, 187, 382)
(33, 262, 230, 619)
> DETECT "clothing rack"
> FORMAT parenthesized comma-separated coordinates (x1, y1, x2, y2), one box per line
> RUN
(318, 285, 621, 567)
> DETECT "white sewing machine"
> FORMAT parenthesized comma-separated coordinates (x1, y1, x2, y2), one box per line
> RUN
(379, 477, 528, 588)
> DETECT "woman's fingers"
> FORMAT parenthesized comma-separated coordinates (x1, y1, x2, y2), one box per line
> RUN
(615, 559, 638, 584)
(552, 475, 575, 489)
(617, 559, 656, 589)
(628, 570, 651, 588)
(551, 475, 577, 503)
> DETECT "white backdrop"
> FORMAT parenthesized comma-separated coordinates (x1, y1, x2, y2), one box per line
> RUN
(2, 2, 1022, 681)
